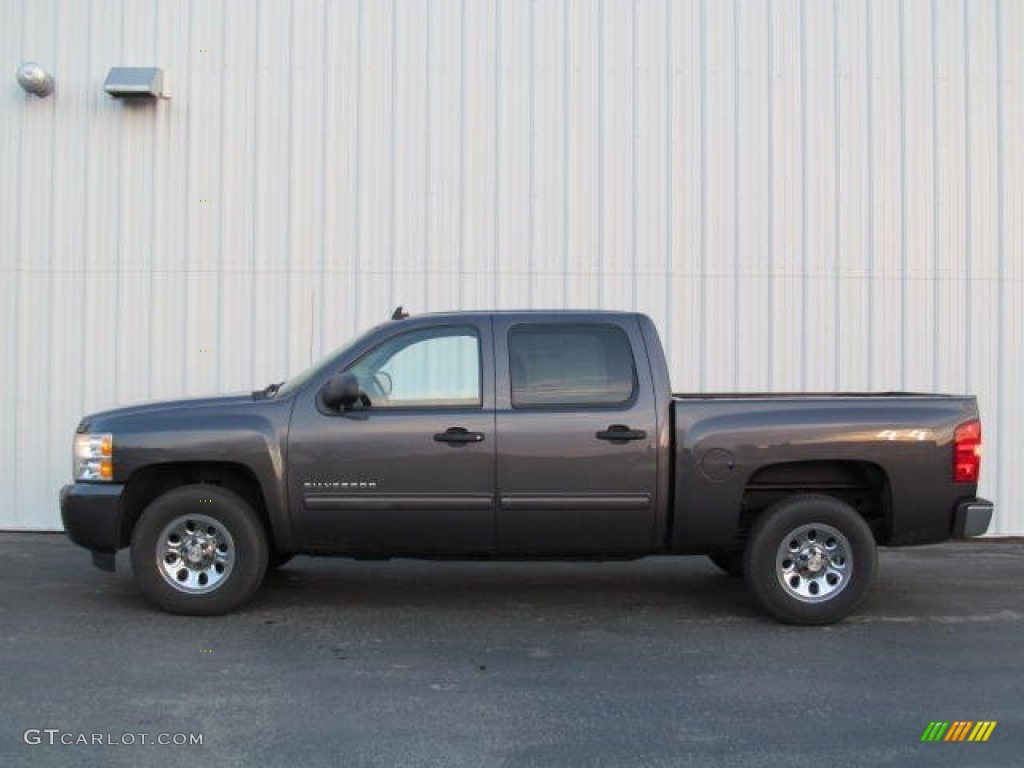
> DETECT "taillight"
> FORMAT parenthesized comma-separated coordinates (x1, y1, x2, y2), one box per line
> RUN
(953, 420, 982, 483)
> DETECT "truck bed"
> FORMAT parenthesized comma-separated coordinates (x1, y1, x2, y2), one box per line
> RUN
(669, 392, 980, 552)
(672, 392, 960, 400)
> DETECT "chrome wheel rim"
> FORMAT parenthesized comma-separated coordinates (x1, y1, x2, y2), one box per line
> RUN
(156, 514, 235, 594)
(775, 523, 852, 603)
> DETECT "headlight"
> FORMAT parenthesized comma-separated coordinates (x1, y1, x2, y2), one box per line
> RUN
(74, 433, 113, 481)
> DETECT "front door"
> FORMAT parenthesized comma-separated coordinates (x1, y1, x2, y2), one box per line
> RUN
(493, 316, 659, 554)
(288, 320, 495, 554)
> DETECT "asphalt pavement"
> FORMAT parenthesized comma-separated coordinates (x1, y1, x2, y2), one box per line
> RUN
(0, 532, 1021, 767)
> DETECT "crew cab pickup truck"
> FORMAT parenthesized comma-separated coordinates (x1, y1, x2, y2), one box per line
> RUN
(60, 310, 993, 624)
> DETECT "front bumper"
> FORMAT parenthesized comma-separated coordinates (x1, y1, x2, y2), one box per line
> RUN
(953, 498, 994, 538)
(60, 483, 125, 569)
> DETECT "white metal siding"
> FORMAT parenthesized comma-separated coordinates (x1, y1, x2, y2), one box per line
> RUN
(1, 0, 1021, 533)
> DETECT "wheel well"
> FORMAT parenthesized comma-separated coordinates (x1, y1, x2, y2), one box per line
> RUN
(740, 461, 892, 545)
(118, 462, 271, 548)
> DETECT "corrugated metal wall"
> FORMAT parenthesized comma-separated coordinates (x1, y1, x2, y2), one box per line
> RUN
(1, 0, 1021, 533)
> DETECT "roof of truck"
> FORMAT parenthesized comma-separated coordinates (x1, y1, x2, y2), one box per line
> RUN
(396, 308, 642, 320)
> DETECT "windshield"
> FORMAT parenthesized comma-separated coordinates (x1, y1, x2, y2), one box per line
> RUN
(274, 325, 383, 398)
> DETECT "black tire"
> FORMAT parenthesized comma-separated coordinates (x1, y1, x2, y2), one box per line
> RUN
(130, 484, 269, 616)
(708, 550, 745, 578)
(743, 494, 877, 625)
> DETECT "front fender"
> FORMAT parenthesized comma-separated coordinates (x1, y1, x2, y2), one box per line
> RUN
(98, 398, 296, 550)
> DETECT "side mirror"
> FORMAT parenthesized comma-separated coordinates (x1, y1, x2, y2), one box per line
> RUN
(322, 372, 361, 411)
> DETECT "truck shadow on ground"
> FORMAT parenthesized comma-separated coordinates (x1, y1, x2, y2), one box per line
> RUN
(251, 557, 753, 619)
(61, 542, 1021, 625)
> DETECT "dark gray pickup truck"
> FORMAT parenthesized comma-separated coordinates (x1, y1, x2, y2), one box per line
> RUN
(61, 310, 993, 624)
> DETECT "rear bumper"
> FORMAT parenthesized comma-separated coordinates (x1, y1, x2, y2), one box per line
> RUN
(953, 498, 994, 538)
(60, 483, 125, 565)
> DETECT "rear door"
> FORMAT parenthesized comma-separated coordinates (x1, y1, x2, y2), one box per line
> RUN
(493, 315, 659, 554)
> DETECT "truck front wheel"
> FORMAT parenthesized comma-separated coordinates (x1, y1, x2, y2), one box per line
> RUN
(130, 485, 269, 615)
(743, 494, 877, 625)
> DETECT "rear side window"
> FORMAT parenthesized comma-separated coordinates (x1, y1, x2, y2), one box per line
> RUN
(509, 324, 637, 408)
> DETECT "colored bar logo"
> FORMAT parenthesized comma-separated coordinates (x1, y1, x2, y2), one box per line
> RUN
(921, 721, 997, 742)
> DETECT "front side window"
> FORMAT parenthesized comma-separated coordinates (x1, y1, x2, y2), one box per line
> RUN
(509, 324, 637, 408)
(346, 327, 481, 409)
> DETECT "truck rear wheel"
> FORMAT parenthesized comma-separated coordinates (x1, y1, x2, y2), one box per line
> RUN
(130, 485, 268, 615)
(743, 494, 876, 625)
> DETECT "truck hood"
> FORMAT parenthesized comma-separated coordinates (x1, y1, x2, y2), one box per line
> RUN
(76, 393, 260, 433)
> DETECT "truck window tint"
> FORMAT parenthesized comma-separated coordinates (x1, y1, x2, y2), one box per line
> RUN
(347, 327, 481, 408)
(509, 324, 636, 407)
